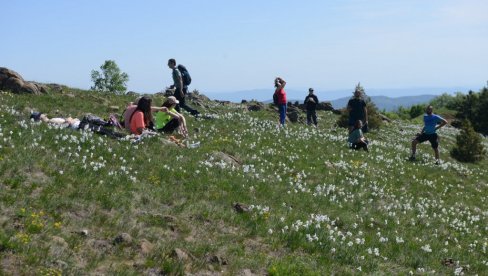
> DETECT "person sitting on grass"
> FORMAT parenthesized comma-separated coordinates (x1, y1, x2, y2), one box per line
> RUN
(155, 96, 188, 138)
(129, 96, 159, 135)
(348, 120, 369, 151)
(122, 97, 166, 131)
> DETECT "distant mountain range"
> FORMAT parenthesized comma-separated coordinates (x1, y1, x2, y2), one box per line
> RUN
(206, 86, 472, 111)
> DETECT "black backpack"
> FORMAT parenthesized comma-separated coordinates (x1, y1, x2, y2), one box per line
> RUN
(177, 64, 192, 86)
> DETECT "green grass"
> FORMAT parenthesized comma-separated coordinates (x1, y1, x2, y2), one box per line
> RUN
(1, 88, 487, 275)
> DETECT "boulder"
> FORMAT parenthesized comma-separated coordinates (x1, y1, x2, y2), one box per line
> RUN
(172, 248, 189, 262)
(316, 101, 335, 111)
(0, 67, 45, 94)
(286, 105, 303, 123)
(113, 233, 133, 245)
(297, 101, 335, 112)
(247, 102, 264, 112)
(211, 151, 242, 167)
(378, 113, 392, 122)
(140, 239, 154, 255)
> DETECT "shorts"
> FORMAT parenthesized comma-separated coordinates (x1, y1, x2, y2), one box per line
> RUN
(415, 133, 439, 149)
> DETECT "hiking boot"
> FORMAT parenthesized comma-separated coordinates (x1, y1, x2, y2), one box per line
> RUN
(408, 156, 416, 161)
(435, 160, 441, 165)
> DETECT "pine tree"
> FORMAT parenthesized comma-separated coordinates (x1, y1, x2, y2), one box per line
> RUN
(451, 120, 486, 162)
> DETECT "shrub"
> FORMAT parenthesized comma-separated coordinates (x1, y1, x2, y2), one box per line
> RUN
(409, 104, 426, 119)
(451, 120, 486, 162)
(91, 60, 129, 94)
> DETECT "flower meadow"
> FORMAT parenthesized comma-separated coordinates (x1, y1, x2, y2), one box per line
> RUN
(1, 90, 488, 275)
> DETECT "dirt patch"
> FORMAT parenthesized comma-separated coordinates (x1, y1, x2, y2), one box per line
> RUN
(1, 253, 23, 275)
(25, 169, 50, 184)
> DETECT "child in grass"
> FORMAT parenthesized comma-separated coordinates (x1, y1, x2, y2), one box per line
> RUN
(348, 120, 369, 151)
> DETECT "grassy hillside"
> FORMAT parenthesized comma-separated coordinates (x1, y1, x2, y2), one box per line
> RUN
(1, 88, 487, 275)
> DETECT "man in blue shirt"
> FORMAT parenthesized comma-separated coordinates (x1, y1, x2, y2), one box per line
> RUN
(410, 105, 448, 164)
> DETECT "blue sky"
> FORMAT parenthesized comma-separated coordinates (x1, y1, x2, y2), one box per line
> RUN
(1, 0, 487, 95)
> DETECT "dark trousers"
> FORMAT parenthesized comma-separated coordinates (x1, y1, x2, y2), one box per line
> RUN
(175, 87, 199, 116)
(306, 109, 317, 125)
(351, 140, 369, 151)
(156, 118, 180, 134)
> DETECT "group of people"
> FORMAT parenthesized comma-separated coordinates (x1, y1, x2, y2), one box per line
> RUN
(32, 63, 450, 163)
(122, 95, 188, 138)
(273, 78, 449, 164)
(119, 58, 209, 137)
(31, 58, 198, 141)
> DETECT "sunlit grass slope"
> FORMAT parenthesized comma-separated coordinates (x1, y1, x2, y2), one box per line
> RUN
(1, 89, 487, 275)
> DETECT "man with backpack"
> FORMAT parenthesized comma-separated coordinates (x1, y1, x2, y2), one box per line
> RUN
(304, 88, 319, 127)
(167, 59, 200, 117)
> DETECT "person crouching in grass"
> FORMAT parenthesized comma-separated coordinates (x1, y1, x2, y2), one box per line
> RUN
(155, 96, 188, 138)
(348, 120, 369, 151)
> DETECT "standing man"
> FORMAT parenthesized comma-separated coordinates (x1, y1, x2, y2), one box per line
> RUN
(410, 105, 448, 165)
(167, 59, 199, 116)
(347, 86, 368, 132)
(304, 88, 319, 127)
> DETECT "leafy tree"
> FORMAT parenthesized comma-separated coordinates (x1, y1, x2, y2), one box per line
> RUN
(429, 92, 465, 110)
(451, 120, 485, 162)
(91, 60, 129, 94)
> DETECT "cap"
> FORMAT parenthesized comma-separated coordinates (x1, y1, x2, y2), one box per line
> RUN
(167, 96, 180, 104)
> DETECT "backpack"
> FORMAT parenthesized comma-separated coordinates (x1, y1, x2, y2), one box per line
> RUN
(177, 64, 192, 86)
(273, 93, 279, 105)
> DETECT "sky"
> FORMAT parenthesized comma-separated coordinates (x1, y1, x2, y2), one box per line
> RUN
(1, 0, 487, 95)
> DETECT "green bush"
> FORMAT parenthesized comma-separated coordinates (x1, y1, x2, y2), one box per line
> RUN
(409, 104, 426, 119)
(451, 120, 486, 162)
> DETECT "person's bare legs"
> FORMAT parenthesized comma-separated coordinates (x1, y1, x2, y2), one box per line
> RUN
(410, 139, 418, 160)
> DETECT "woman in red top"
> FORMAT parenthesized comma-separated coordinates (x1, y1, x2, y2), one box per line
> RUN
(274, 77, 287, 127)
(130, 96, 154, 135)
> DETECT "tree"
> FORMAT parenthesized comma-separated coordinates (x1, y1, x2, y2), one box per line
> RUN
(451, 120, 485, 163)
(409, 104, 426, 119)
(91, 60, 129, 94)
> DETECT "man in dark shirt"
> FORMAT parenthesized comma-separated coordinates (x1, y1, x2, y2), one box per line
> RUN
(347, 89, 368, 132)
(304, 88, 319, 127)
(167, 59, 199, 116)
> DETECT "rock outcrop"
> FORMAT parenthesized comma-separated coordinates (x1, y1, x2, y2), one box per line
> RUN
(0, 67, 47, 94)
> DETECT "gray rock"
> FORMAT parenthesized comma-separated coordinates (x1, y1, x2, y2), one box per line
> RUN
(208, 255, 228, 265)
(233, 202, 250, 213)
(172, 248, 189, 261)
(247, 102, 264, 112)
(211, 152, 242, 167)
(113, 233, 133, 245)
(140, 239, 154, 255)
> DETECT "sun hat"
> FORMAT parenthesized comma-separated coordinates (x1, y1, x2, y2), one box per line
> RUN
(167, 96, 180, 104)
